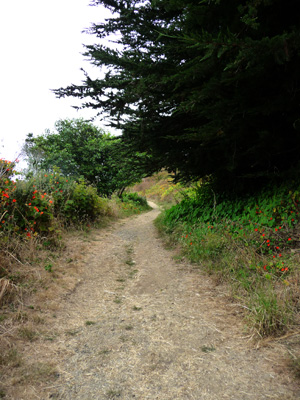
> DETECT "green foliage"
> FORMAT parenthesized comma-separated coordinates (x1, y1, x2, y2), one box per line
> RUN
(157, 181, 300, 336)
(115, 192, 151, 217)
(55, 0, 300, 190)
(24, 118, 154, 197)
(121, 192, 148, 208)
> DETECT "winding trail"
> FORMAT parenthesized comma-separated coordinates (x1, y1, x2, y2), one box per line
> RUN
(39, 203, 298, 399)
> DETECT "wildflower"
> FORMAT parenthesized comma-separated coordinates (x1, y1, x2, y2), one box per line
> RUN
(270, 217, 272, 220)
(279, 254, 282, 257)
(255, 228, 258, 231)
(49, 200, 53, 204)
(28, 203, 31, 206)
(276, 246, 280, 249)
(26, 233, 31, 237)
(190, 242, 192, 245)
(266, 240, 270, 243)
(12, 199, 16, 203)
(285, 267, 288, 271)
(292, 218, 295, 222)
(288, 238, 292, 241)
(262, 233, 265, 237)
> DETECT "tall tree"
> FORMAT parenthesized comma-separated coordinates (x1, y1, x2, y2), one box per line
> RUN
(54, 0, 300, 191)
(24, 119, 152, 196)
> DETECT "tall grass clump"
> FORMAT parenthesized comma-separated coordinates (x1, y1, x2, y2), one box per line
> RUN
(156, 180, 300, 337)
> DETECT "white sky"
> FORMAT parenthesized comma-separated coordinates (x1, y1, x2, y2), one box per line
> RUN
(0, 0, 118, 166)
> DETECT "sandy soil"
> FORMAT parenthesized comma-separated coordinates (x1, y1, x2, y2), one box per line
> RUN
(8, 202, 299, 399)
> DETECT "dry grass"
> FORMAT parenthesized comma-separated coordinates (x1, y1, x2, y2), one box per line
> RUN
(0, 228, 89, 399)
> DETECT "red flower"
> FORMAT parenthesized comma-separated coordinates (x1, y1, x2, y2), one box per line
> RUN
(288, 238, 292, 241)
(12, 199, 16, 203)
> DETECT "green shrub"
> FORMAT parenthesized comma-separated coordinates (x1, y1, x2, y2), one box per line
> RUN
(121, 192, 149, 208)
(157, 181, 300, 337)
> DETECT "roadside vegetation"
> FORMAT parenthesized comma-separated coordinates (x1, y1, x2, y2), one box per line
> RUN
(0, 155, 150, 398)
(155, 179, 300, 340)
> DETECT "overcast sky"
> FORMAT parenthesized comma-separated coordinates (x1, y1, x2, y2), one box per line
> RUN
(0, 0, 117, 165)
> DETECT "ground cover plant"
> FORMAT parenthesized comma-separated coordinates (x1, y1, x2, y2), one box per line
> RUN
(155, 180, 300, 338)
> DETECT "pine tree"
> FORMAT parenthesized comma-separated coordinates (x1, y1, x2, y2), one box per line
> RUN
(54, 0, 300, 191)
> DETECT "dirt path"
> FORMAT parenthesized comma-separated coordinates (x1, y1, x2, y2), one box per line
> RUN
(22, 202, 299, 399)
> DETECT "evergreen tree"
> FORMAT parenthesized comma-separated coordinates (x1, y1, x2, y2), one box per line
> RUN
(54, 0, 300, 191)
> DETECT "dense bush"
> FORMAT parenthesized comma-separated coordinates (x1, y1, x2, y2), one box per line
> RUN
(121, 192, 149, 208)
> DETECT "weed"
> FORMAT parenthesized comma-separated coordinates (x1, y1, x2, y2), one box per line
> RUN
(201, 345, 216, 353)
(106, 388, 121, 399)
(114, 297, 122, 304)
(66, 329, 80, 336)
(128, 269, 138, 278)
(132, 306, 142, 311)
(44, 263, 53, 272)
(116, 277, 126, 282)
(99, 349, 111, 355)
(125, 259, 135, 266)
(85, 320, 96, 326)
